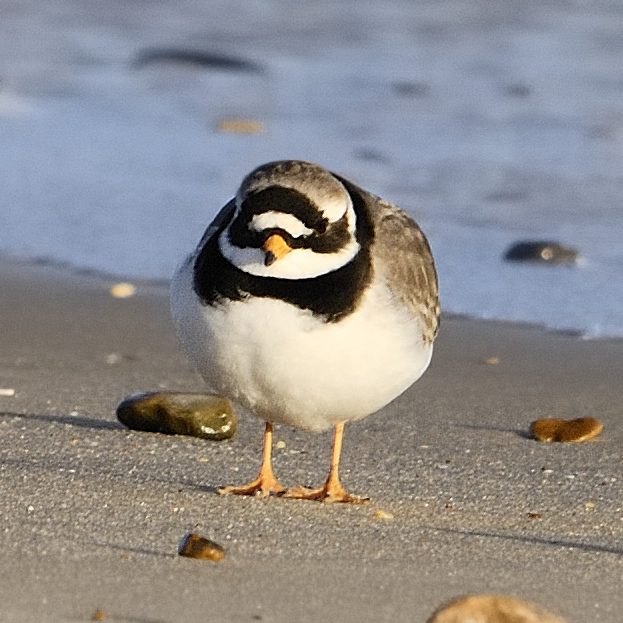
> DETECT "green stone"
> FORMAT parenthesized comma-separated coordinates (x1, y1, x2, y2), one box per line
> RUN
(116, 392, 236, 440)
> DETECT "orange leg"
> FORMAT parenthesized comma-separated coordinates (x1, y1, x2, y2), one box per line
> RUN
(219, 422, 285, 498)
(284, 422, 369, 504)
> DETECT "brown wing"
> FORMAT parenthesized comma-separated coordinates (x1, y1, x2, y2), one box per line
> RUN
(368, 196, 440, 343)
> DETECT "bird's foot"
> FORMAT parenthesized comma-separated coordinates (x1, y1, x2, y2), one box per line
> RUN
(219, 474, 286, 499)
(283, 483, 369, 504)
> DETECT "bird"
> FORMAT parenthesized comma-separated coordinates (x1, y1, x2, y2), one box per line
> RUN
(171, 160, 439, 503)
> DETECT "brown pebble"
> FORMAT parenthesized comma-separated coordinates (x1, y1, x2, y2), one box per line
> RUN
(427, 595, 567, 623)
(109, 282, 136, 298)
(178, 533, 225, 562)
(216, 119, 264, 134)
(530, 419, 567, 442)
(91, 610, 106, 621)
(117, 392, 236, 441)
(530, 417, 603, 443)
(557, 417, 603, 442)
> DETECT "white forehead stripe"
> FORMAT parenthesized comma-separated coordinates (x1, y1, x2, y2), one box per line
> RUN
(319, 194, 350, 223)
(250, 211, 314, 238)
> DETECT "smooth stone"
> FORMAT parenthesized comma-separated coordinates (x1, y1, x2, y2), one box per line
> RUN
(529, 418, 568, 442)
(134, 49, 262, 73)
(116, 392, 236, 441)
(530, 417, 603, 443)
(504, 240, 578, 264)
(392, 81, 430, 97)
(216, 119, 264, 134)
(178, 533, 225, 562)
(427, 595, 567, 623)
(109, 282, 136, 298)
(556, 417, 603, 442)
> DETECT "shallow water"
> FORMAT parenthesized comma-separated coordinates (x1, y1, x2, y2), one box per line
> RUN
(1, 0, 622, 337)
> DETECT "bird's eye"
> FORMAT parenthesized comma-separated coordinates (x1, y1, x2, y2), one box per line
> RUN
(314, 219, 328, 235)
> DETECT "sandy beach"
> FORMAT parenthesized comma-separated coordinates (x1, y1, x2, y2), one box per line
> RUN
(0, 258, 620, 622)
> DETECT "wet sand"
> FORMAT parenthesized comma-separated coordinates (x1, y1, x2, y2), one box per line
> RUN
(0, 259, 621, 623)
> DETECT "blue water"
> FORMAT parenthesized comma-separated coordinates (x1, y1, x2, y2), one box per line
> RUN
(1, 0, 622, 337)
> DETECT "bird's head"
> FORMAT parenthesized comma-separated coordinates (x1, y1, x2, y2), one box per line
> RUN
(218, 161, 360, 279)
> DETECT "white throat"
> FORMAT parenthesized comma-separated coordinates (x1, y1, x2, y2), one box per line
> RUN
(219, 198, 360, 280)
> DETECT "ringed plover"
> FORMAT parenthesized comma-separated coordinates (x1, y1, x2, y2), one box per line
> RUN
(171, 160, 439, 503)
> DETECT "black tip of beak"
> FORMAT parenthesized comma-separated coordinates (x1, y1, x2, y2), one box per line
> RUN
(264, 252, 277, 267)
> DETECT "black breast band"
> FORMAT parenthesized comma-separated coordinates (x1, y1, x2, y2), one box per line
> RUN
(193, 177, 375, 322)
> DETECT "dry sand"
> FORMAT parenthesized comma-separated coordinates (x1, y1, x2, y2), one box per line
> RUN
(0, 259, 621, 623)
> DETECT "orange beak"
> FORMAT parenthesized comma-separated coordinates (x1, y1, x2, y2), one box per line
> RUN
(262, 234, 292, 266)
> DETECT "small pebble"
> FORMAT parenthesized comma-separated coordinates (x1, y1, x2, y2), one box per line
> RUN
(373, 509, 394, 521)
(530, 417, 603, 443)
(135, 49, 261, 73)
(392, 81, 430, 97)
(116, 392, 237, 441)
(504, 241, 578, 265)
(109, 282, 136, 298)
(91, 610, 106, 621)
(178, 533, 225, 562)
(275, 440, 286, 449)
(216, 119, 264, 134)
(503, 83, 532, 98)
(427, 595, 567, 623)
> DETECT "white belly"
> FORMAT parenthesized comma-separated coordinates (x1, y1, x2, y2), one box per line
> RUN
(171, 256, 433, 431)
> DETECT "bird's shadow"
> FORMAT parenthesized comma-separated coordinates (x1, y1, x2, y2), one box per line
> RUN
(176, 478, 221, 495)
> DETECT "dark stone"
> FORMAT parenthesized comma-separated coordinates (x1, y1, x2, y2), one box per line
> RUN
(134, 49, 262, 73)
(503, 83, 532, 98)
(504, 241, 578, 265)
(392, 81, 430, 97)
(116, 392, 236, 441)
